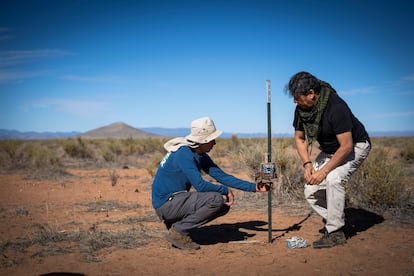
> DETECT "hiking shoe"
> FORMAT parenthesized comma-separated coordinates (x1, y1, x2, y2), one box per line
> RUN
(312, 229, 346, 249)
(165, 227, 200, 250)
(319, 219, 327, 233)
(164, 221, 172, 230)
(318, 227, 327, 234)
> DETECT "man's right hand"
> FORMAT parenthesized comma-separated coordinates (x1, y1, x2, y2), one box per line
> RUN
(256, 180, 273, 192)
(304, 165, 314, 184)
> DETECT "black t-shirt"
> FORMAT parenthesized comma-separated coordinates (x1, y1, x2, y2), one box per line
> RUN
(293, 93, 370, 154)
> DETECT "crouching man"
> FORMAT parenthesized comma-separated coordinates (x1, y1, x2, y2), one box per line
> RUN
(151, 117, 270, 250)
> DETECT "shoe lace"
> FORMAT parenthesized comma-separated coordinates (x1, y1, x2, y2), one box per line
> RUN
(183, 235, 195, 244)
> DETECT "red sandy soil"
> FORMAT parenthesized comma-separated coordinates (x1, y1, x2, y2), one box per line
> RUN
(0, 167, 413, 276)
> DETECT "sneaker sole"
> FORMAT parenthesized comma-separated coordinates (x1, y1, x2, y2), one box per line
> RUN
(312, 240, 346, 249)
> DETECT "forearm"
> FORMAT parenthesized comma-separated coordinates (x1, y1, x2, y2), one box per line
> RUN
(207, 165, 256, 192)
(320, 146, 352, 174)
(321, 131, 354, 175)
(294, 131, 311, 164)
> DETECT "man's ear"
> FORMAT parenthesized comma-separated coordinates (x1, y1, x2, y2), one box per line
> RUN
(308, 89, 315, 96)
(308, 89, 316, 100)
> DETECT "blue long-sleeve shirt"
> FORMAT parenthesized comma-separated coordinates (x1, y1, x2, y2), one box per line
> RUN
(151, 146, 256, 209)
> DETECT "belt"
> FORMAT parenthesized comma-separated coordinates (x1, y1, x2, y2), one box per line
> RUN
(168, 190, 187, 201)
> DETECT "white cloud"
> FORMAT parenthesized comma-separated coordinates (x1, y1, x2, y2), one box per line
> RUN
(0, 69, 48, 83)
(0, 49, 73, 68)
(341, 86, 375, 96)
(60, 74, 127, 84)
(31, 98, 110, 118)
(402, 73, 414, 81)
(0, 49, 73, 83)
(371, 111, 414, 118)
(0, 27, 14, 41)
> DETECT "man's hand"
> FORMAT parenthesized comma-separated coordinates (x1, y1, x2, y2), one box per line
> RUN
(303, 163, 314, 184)
(306, 169, 327, 185)
(224, 188, 234, 206)
(256, 180, 273, 192)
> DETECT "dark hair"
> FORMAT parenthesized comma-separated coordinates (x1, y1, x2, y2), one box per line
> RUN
(285, 71, 321, 98)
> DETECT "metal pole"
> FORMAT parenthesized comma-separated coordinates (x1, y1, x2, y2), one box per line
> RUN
(266, 80, 272, 243)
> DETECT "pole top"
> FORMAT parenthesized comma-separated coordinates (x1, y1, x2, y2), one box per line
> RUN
(266, 80, 271, 103)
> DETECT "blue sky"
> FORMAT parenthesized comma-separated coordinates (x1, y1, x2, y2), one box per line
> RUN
(1, 0, 413, 135)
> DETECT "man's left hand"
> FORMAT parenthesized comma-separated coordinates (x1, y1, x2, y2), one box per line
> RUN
(224, 188, 234, 206)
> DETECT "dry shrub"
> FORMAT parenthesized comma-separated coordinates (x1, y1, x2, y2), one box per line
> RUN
(0, 140, 59, 169)
(347, 146, 410, 213)
(109, 169, 120, 186)
(231, 138, 266, 178)
(399, 140, 414, 164)
(222, 137, 305, 205)
(0, 140, 68, 179)
(145, 151, 165, 177)
(98, 139, 121, 162)
(0, 140, 22, 166)
(21, 142, 61, 168)
(63, 137, 94, 159)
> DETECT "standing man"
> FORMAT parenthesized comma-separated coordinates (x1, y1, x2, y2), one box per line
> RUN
(286, 72, 371, 248)
(152, 117, 270, 250)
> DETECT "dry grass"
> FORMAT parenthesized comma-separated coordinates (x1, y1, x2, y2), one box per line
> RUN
(0, 208, 161, 264)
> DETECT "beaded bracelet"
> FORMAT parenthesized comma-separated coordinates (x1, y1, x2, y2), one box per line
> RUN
(303, 161, 312, 168)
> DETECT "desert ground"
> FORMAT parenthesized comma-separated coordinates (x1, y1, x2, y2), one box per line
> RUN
(0, 161, 413, 276)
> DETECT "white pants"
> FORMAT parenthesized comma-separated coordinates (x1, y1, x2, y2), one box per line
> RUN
(304, 141, 371, 233)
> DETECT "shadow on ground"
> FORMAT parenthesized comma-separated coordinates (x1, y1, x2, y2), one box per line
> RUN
(192, 213, 312, 245)
(191, 207, 384, 245)
(344, 207, 384, 238)
(191, 220, 268, 245)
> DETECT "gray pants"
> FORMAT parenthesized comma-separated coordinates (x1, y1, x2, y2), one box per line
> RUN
(304, 141, 371, 233)
(155, 191, 230, 234)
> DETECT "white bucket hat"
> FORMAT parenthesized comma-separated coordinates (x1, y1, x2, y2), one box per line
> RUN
(185, 117, 223, 144)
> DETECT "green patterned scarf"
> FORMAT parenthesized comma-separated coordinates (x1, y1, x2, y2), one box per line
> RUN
(295, 80, 337, 146)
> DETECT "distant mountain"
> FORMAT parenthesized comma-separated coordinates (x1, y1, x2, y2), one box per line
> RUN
(0, 129, 81, 140)
(141, 127, 189, 137)
(368, 130, 414, 137)
(1, 123, 413, 140)
(80, 122, 158, 139)
(142, 128, 414, 138)
(140, 127, 294, 138)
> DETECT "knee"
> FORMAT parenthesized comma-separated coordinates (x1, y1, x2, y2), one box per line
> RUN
(304, 185, 317, 199)
(208, 192, 226, 209)
(205, 193, 229, 214)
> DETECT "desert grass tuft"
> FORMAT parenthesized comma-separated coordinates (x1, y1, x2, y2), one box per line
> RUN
(74, 200, 141, 212)
(1, 217, 159, 263)
(109, 169, 120, 186)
